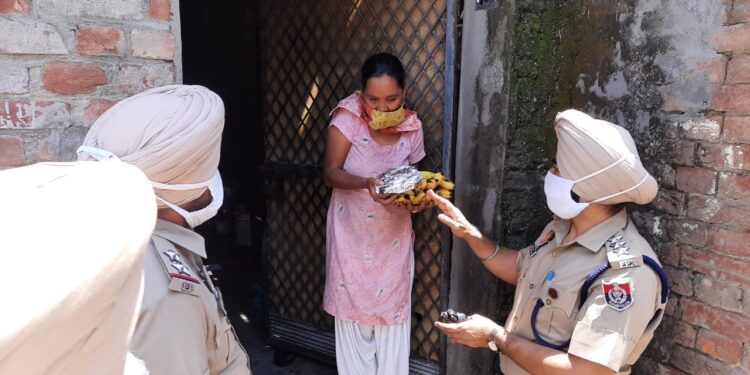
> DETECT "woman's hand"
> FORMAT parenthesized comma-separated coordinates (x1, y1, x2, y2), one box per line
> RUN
(435, 314, 503, 348)
(367, 178, 398, 206)
(427, 190, 481, 241)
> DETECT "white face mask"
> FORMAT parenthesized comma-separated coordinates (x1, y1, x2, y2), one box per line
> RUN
(543, 155, 648, 219)
(151, 171, 224, 228)
(77, 146, 224, 228)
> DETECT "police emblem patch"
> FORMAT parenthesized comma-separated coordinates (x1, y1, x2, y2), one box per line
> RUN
(602, 280, 633, 311)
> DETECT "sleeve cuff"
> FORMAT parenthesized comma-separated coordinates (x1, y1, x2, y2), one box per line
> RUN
(567, 321, 636, 372)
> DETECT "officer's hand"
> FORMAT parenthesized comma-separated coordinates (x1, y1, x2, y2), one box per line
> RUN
(434, 314, 502, 348)
(427, 190, 481, 241)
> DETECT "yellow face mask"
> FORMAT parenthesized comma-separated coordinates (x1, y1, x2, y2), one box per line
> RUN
(357, 90, 407, 131)
(368, 105, 406, 130)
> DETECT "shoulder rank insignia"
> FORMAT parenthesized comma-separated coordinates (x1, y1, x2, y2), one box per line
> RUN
(160, 249, 200, 296)
(602, 280, 634, 311)
(530, 230, 555, 258)
(605, 233, 641, 270)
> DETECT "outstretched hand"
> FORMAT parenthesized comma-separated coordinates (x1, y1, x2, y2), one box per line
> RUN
(435, 314, 502, 348)
(427, 190, 481, 240)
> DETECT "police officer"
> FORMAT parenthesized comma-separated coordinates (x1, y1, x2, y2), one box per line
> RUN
(78, 85, 252, 375)
(0, 161, 155, 375)
(431, 109, 668, 374)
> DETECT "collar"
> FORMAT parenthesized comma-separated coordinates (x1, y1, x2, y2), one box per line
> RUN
(329, 93, 421, 133)
(152, 219, 207, 258)
(555, 208, 629, 253)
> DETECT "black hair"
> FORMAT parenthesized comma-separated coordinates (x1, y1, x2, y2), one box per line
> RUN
(360, 53, 405, 90)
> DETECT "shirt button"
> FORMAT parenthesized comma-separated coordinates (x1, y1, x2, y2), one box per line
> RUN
(513, 316, 518, 322)
(552, 251, 558, 257)
(529, 283, 535, 289)
(548, 288, 559, 299)
(545, 299, 552, 305)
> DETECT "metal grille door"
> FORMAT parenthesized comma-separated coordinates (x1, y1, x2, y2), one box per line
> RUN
(259, 1, 459, 373)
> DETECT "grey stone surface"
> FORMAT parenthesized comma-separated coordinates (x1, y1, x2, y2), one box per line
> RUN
(0, 18, 67, 55)
(35, 0, 144, 19)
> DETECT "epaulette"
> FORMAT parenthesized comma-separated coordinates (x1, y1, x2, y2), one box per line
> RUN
(605, 233, 642, 270)
(152, 236, 201, 296)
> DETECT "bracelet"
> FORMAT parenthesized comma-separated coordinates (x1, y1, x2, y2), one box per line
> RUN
(480, 243, 501, 262)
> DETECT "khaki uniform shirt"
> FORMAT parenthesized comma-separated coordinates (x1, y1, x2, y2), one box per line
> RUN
(500, 209, 665, 374)
(130, 219, 251, 375)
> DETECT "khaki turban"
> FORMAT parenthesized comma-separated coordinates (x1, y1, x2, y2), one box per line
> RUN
(79, 85, 224, 207)
(554, 109, 658, 205)
(0, 161, 155, 375)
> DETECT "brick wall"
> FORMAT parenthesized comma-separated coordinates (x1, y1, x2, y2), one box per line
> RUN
(0, 0, 180, 167)
(647, 1, 750, 373)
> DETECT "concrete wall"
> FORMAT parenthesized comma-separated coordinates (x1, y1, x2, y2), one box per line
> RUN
(447, 1, 514, 373)
(452, 0, 750, 374)
(0, 0, 181, 166)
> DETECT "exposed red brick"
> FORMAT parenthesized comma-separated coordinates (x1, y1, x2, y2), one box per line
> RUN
(709, 84, 750, 113)
(0, 0, 29, 14)
(698, 143, 750, 171)
(673, 321, 698, 347)
(698, 58, 727, 84)
(708, 226, 750, 257)
(84, 99, 117, 121)
(696, 329, 742, 365)
(715, 24, 750, 53)
(727, 54, 750, 84)
(724, 116, 750, 144)
(682, 298, 750, 342)
(694, 276, 742, 312)
(35, 139, 52, 161)
(670, 344, 734, 375)
(149, 0, 170, 20)
(77, 25, 124, 56)
(688, 195, 750, 229)
(0, 100, 65, 129)
(729, 0, 750, 24)
(668, 218, 709, 247)
(131, 30, 175, 60)
(682, 247, 750, 285)
(42, 61, 107, 95)
(675, 167, 717, 194)
(0, 135, 24, 166)
(718, 172, 750, 200)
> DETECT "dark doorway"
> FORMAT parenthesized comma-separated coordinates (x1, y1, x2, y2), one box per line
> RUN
(180, 1, 459, 374)
(180, 1, 335, 373)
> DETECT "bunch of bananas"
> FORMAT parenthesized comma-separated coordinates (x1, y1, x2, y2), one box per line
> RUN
(394, 171, 455, 206)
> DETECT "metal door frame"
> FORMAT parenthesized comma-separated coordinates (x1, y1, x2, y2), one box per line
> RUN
(258, 1, 462, 373)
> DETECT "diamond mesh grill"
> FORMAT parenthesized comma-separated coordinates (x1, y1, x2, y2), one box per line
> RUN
(259, 0, 450, 364)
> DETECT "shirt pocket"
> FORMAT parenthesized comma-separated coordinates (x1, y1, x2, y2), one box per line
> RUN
(534, 277, 579, 346)
(214, 317, 234, 364)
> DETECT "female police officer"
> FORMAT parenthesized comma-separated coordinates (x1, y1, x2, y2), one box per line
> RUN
(430, 109, 668, 374)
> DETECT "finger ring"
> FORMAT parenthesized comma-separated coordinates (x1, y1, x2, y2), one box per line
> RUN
(411, 210, 418, 213)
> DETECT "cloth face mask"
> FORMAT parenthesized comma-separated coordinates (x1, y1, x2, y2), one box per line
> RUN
(77, 145, 224, 228)
(543, 155, 649, 219)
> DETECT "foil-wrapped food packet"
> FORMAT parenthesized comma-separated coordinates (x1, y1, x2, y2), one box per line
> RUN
(374, 165, 423, 195)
